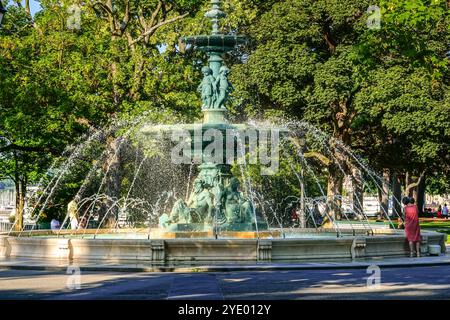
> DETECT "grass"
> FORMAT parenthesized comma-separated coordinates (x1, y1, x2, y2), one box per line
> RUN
(419, 219, 450, 244)
(389, 219, 450, 244)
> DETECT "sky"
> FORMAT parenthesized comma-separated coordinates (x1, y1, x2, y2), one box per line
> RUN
(6, 0, 42, 16)
(29, 0, 41, 15)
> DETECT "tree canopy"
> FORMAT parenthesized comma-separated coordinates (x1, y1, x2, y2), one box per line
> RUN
(0, 0, 449, 225)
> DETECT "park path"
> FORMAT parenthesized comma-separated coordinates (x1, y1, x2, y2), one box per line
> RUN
(1, 266, 450, 300)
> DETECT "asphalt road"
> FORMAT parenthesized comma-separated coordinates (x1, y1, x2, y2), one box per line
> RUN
(0, 265, 449, 300)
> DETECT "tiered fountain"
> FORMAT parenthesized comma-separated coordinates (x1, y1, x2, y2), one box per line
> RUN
(0, 0, 446, 266)
(145, 0, 271, 237)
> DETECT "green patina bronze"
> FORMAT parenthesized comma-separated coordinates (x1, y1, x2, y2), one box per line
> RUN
(160, 0, 267, 233)
(181, 0, 245, 122)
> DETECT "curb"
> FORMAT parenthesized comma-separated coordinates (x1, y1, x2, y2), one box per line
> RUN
(1, 257, 450, 273)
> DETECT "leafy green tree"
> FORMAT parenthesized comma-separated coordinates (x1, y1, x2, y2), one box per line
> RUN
(352, 0, 449, 211)
(0, 5, 95, 229)
(0, 0, 207, 226)
(230, 0, 449, 218)
(230, 0, 376, 218)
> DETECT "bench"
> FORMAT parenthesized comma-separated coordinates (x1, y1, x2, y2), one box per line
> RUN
(334, 221, 391, 230)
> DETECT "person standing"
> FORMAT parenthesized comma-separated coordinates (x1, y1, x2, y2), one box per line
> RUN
(50, 218, 60, 230)
(442, 204, 449, 219)
(437, 205, 442, 218)
(67, 197, 79, 230)
(403, 197, 421, 257)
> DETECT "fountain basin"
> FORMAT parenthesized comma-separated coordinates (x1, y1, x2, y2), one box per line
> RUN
(180, 35, 247, 53)
(0, 229, 446, 266)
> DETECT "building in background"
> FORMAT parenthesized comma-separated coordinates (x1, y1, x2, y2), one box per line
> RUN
(0, 180, 15, 222)
(0, 179, 39, 223)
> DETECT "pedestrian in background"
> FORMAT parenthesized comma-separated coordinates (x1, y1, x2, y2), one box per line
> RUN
(403, 197, 421, 258)
(443, 204, 449, 220)
(50, 218, 60, 230)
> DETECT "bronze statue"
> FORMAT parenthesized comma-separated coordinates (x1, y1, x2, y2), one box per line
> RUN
(197, 66, 216, 109)
(187, 178, 214, 222)
(170, 178, 214, 223)
(213, 65, 232, 109)
(220, 177, 253, 224)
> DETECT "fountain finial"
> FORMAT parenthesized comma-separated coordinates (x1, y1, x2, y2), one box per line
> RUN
(205, 0, 226, 35)
(181, 0, 245, 123)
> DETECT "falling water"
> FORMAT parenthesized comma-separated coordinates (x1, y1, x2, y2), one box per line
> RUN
(14, 116, 407, 240)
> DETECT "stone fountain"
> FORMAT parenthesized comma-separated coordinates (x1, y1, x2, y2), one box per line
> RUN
(149, 0, 269, 236)
(0, 0, 446, 266)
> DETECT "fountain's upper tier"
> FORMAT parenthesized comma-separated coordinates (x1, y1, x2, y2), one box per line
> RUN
(180, 0, 247, 55)
(180, 35, 247, 54)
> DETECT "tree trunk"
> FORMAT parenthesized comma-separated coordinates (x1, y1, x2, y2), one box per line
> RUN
(327, 163, 343, 221)
(25, 0, 31, 17)
(351, 167, 363, 219)
(405, 171, 416, 198)
(417, 172, 426, 215)
(392, 171, 402, 220)
(405, 171, 425, 202)
(379, 168, 390, 218)
(299, 167, 306, 228)
(14, 179, 26, 231)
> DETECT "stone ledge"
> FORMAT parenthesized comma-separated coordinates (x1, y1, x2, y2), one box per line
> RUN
(428, 245, 442, 256)
(0, 230, 447, 264)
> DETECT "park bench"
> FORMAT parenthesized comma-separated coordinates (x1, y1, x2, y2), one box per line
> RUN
(334, 220, 391, 231)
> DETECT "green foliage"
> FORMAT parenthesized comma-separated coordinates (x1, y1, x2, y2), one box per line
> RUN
(231, 0, 450, 182)
(427, 172, 450, 196)
(0, 0, 206, 220)
(351, 0, 449, 174)
(1, 0, 450, 224)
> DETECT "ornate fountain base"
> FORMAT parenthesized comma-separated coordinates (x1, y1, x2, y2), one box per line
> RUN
(203, 108, 228, 124)
(1, 229, 446, 265)
(164, 157, 270, 234)
(220, 222, 269, 232)
(165, 223, 211, 232)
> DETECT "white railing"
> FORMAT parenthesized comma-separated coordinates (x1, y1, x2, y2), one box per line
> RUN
(0, 221, 13, 232)
(0, 222, 37, 232)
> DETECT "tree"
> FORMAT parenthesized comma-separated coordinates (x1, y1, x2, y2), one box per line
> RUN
(352, 0, 450, 212)
(0, 0, 207, 227)
(230, 0, 450, 218)
(230, 0, 376, 219)
(0, 5, 92, 229)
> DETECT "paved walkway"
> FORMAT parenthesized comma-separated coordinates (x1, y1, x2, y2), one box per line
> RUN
(1, 265, 450, 300)
(1, 247, 448, 299)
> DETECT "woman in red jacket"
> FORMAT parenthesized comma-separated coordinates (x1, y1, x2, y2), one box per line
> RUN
(403, 197, 421, 257)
